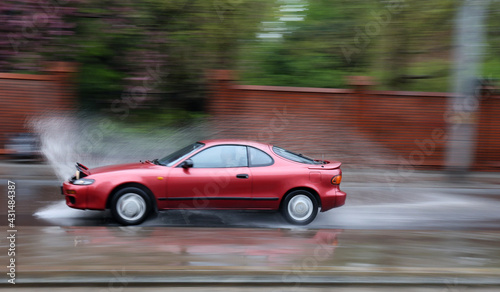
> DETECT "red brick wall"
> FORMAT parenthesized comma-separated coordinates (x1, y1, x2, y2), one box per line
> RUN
(0, 62, 75, 153)
(208, 70, 500, 171)
(355, 90, 449, 167)
(477, 94, 500, 169)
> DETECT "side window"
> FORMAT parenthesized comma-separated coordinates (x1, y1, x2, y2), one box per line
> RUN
(190, 145, 248, 168)
(248, 147, 274, 167)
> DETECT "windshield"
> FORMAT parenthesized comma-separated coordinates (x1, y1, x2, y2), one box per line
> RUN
(272, 146, 323, 165)
(159, 142, 204, 166)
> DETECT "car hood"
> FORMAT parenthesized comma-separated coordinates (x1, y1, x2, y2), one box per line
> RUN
(89, 162, 160, 175)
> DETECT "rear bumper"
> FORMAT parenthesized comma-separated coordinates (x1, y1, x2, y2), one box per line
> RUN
(320, 188, 346, 212)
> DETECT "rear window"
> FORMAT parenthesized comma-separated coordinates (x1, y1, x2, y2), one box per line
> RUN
(272, 146, 322, 165)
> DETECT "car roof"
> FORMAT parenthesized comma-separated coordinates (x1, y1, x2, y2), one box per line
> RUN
(198, 139, 272, 149)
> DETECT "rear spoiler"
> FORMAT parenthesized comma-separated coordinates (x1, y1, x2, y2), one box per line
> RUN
(308, 161, 341, 170)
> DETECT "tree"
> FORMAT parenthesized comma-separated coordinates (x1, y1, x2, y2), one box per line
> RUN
(240, 0, 377, 88)
(0, 0, 271, 111)
(239, 0, 464, 91)
(0, 0, 76, 72)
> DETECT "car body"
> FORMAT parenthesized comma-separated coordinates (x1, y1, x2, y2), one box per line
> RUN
(61, 139, 346, 225)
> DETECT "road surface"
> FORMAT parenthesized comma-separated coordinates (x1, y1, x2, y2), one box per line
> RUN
(1, 163, 499, 289)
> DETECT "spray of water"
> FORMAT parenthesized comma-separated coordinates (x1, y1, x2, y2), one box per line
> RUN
(33, 201, 96, 219)
(30, 113, 213, 181)
(30, 115, 81, 180)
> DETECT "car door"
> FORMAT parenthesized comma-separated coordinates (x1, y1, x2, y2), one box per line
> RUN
(166, 145, 252, 209)
(246, 146, 281, 209)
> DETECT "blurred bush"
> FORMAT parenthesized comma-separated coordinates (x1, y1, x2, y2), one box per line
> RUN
(2, 0, 500, 114)
(239, 0, 500, 91)
(0, 0, 271, 112)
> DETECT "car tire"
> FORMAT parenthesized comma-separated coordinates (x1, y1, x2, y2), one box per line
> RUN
(281, 190, 318, 225)
(111, 187, 152, 225)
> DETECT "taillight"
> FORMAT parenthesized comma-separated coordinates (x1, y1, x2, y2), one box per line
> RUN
(331, 175, 342, 185)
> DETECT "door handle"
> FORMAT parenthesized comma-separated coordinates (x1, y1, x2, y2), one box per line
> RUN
(236, 174, 249, 179)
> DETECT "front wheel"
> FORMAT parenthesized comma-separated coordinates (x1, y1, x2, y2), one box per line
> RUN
(111, 187, 152, 225)
(281, 190, 318, 225)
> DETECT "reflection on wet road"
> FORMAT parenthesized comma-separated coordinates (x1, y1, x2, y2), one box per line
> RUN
(20, 227, 340, 268)
(5, 226, 500, 285)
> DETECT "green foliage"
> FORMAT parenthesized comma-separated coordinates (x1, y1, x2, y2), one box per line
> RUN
(484, 1, 500, 80)
(55, 0, 271, 110)
(240, 0, 376, 88)
(240, 0, 500, 92)
(7, 0, 500, 109)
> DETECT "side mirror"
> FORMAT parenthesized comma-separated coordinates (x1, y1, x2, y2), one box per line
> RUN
(180, 159, 193, 169)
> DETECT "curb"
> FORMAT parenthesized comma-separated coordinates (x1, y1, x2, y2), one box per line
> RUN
(9, 267, 500, 285)
(10, 274, 500, 286)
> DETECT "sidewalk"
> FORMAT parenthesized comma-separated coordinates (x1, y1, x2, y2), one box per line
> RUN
(0, 162, 58, 180)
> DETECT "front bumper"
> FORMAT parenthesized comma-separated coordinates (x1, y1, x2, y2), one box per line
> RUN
(61, 181, 88, 209)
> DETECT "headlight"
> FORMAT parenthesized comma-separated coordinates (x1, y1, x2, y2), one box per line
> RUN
(72, 178, 95, 185)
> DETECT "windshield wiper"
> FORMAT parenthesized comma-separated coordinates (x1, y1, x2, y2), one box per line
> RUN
(152, 158, 165, 166)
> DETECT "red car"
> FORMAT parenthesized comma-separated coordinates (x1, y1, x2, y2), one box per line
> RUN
(62, 139, 346, 225)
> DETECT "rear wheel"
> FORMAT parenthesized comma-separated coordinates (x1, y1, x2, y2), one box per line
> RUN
(281, 190, 318, 225)
(111, 187, 152, 225)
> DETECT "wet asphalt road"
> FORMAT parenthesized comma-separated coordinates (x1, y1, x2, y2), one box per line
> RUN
(1, 165, 500, 288)
(1, 177, 500, 230)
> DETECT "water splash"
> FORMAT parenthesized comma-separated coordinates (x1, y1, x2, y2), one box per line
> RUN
(30, 113, 213, 181)
(30, 115, 81, 180)
(33, 201, 111, 226)
(33, 201, 97, 219)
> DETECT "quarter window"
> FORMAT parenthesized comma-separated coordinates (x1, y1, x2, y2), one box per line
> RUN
(190, 145, 248, 168)
(248, 147, 273, 167)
